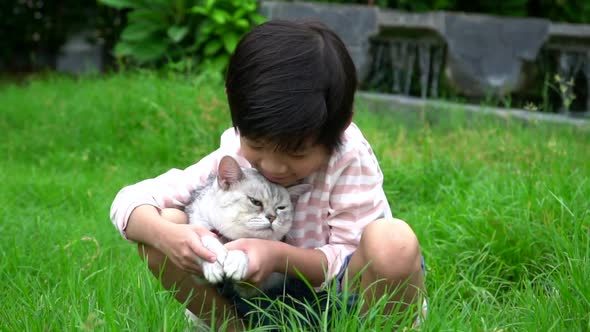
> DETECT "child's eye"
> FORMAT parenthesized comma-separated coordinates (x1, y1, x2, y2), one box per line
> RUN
(288, 153, 307, 160)
(248, 197, 263, 207)
(244, 139, 265, 150)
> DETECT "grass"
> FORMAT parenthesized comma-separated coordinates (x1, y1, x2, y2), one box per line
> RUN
(1, 71, 589, 331)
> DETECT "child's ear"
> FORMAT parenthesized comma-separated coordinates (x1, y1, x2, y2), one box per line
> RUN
(286, 184, 312, 202)
(217, 156, 244, 190)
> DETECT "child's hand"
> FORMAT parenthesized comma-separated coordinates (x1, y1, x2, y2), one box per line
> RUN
(158, 222, 218, 275)
(224, 238, 279, 284)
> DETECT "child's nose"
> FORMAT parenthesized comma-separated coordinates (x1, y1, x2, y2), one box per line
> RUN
(260, 158, 288, 174)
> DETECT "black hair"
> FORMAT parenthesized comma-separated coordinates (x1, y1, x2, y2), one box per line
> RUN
(225, 19, 357, 153)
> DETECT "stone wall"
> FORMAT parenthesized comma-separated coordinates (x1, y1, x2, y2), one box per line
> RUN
(260, 1, 590, 114)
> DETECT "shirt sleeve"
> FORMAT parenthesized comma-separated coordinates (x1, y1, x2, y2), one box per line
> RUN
(315, 146, 388, 282)
(109, 150, 221, 240)
(109, 128, 242, 240)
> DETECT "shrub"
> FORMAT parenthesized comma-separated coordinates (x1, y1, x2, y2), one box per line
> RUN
(99, 0, 265, 73)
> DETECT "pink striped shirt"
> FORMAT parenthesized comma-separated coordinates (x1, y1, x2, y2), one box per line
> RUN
(110, 122, 392, 282)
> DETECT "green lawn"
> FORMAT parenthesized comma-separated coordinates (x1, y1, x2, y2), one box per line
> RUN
(1, 72, 588, 331)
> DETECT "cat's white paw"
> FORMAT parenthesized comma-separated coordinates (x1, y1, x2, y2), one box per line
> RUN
(200, 235, 228, 264)
(202, 260, 225, 284)
(223, 250, 249, 281)
(199, 235, 228, 284)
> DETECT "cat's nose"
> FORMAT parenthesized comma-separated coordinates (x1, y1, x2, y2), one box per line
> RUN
(267, 215, 276, 223)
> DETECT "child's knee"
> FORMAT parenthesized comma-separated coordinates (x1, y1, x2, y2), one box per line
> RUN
(160, 208, 189, 224)
(361, 218, 422, 278)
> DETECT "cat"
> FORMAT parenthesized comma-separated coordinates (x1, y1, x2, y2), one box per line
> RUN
(186, 155, 311, 297)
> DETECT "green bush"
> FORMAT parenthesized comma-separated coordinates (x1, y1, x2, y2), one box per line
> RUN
(528, 0, 590, 23)
(99, 0, 265, 73)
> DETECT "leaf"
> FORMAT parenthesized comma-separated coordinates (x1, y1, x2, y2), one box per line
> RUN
(211, 9, 228, 24)
(150, 0, 173, 9)
(121, 23, 160, 41)
(222, 32, 239, 53)
(190, 5, 209, 15)
(203, 40, 222, 56)
(132, 39, 168, 63)
(128, 9, 168, 26)
(167, 26, 189, 43)
(98, 0, 141, 9)
(194, 32, 210, 49)
(115, 39, 168, 63)
(251, 14, 267, 25)
(199, 21, 215, 36)
(241, 1, 256, 12)
(202, 54, 229, 73)
(234, 18, 249, 29)
(113, 42, 134, 57)
(205, 0, 216, 11)
(210, 54, 229, 73)
(232, 8, 246, 20)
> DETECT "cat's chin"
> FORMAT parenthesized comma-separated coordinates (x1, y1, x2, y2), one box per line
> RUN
(243, 228, 287, 241)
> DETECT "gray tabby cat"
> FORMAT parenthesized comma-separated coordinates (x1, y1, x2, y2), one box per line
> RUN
(186, 155, 310, 297)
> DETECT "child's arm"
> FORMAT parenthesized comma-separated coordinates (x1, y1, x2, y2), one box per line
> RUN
(110, 150, 220, 238)
(272, 242, 329, 285)
(225, 238, 329, 286)
(316, 147, 389, 282)
(109, 150, 224, 272)
(109, 129, 242, 240)
(126, 205, 218, 273)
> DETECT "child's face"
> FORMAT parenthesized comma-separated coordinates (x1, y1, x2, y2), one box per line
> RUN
(240, 137, 330, 187)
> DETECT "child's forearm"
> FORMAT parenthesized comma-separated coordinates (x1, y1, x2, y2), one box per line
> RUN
(272, 241, 330, 287)
(126, 205, 173, 249)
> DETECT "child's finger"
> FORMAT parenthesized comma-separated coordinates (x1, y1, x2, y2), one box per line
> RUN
(188, 238, 217, 263)
(200, 236, 229, 265)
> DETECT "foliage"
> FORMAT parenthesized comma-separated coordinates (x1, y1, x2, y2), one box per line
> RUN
(99, 0, 265, 73)
(451, 0, 529, 17)
(312, 0, 590, 23)
(528, 0, 590, 23)
(552, 74, 577, 113)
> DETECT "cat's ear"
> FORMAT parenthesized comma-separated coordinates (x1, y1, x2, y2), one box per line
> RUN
(286, 184, 312, 202)
(217, 156, 244, 190)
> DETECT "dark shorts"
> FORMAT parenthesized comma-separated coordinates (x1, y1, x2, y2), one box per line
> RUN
(217, 255, 426, 330)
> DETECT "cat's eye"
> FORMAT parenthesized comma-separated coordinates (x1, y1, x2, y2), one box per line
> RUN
(248, 197, 262, 207)
(277, 206, 286, 210)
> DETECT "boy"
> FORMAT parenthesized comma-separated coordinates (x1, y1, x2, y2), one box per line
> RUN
(110, 20, 425, 330)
